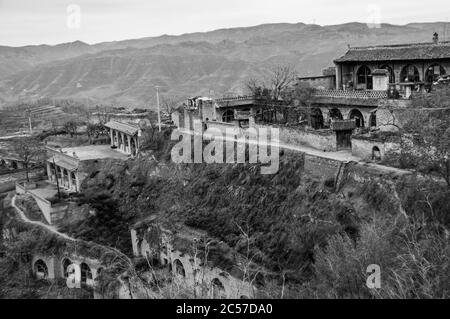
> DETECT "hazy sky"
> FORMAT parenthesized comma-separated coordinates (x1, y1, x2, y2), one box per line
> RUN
(1, 0, 450, 46)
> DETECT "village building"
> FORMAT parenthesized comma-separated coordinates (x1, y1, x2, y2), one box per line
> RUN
(172, 33, 450, 162)
(105, 120, 141, 157)
(334, 33, 450, 94)
(46, 145, 129, 193)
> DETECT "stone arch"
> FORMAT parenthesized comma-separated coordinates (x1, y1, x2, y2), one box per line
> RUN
(369, 111, 377, 128)
(349, 109, 365, 128)
(310, 108, 324, 129)
(357, 65, 372, 89)
(372, 146, 382, 161)
(329, 108, 343, 121)
(380, 65, 395, 83)
(0, 159, 5, 167)
(222, 110, 235, 123)
(425, 64, 446, 84)
(34, 259, 49, 279)
(173, 259, 186, 278)
(211, 278, 226, 299)
(80, 262, 92, 284)
(61, 258, 72, 278)
(400, 64, 420, 82)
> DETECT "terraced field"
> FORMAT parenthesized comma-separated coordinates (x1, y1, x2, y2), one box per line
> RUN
(0, 104, 78, 135)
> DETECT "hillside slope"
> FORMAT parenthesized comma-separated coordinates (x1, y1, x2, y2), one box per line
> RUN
(0, 22, 448, 107)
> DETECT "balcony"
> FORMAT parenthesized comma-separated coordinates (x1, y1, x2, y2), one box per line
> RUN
(313, 89, 388, 99)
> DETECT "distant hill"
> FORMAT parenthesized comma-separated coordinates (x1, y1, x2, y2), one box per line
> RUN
(0, 22, 448, 108)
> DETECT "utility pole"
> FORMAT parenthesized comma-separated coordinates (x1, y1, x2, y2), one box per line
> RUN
(26, 107, 33, 134)
(53, 158, 61, 199)
(156, 86, 162, 132)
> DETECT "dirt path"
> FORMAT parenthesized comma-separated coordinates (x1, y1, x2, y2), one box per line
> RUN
(11, 194, 76, 241)
(11, 194, 132, 264)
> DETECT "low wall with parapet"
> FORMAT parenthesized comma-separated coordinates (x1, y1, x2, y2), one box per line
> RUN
(253, 123, 337, 151)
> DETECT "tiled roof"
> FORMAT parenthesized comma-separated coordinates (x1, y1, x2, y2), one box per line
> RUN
(105, 120, 139, 135)
(335, 41, 450, 63)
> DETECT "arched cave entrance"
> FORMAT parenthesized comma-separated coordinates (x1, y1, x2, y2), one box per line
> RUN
(400, 64, 420, 83)
(310, 108, 324, 129)
(34, 259, 49, 279)
(329, 108, 343, 121)
(174, 259, 186, 278)
(62, 258, 72, 278)
(80, 262, 92, 284)
(349, 109, 365, 128)
(372, 146, 382, 161)
(211, 278, 226, 299)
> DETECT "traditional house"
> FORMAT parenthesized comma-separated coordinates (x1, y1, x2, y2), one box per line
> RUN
(334, 33, 450, 93)
(46, 145, 128, 193)
(105, 120, 141, 157)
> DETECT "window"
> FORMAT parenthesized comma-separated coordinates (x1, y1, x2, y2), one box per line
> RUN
(357, 65, 372, 89)
(380, 65, 395, 83)
(400, 65, 420, 82)
(222, 110, 235, 123)
(425, 64, 446, 84)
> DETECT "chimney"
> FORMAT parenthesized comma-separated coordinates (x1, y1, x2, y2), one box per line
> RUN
(433, 32, 439, 44)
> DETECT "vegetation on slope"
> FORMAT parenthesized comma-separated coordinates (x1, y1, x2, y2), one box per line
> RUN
(63, 131, 449, 298)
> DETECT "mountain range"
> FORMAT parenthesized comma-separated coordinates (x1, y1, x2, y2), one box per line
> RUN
(0, 22, 449, 108)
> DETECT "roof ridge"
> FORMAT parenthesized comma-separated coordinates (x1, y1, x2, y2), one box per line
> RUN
(351, 41, 450, 50)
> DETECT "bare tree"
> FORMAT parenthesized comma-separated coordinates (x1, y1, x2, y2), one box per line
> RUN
(245, 78, 263, 97)
(12, 137, 45, 182)
(268, 65, 298, 100)
(160, 96, 181, 116)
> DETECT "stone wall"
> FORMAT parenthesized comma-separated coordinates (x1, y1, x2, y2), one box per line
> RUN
(303, 153, 343, 182)
(253, 123, 337, 151)
(351, 138, 400, 161)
